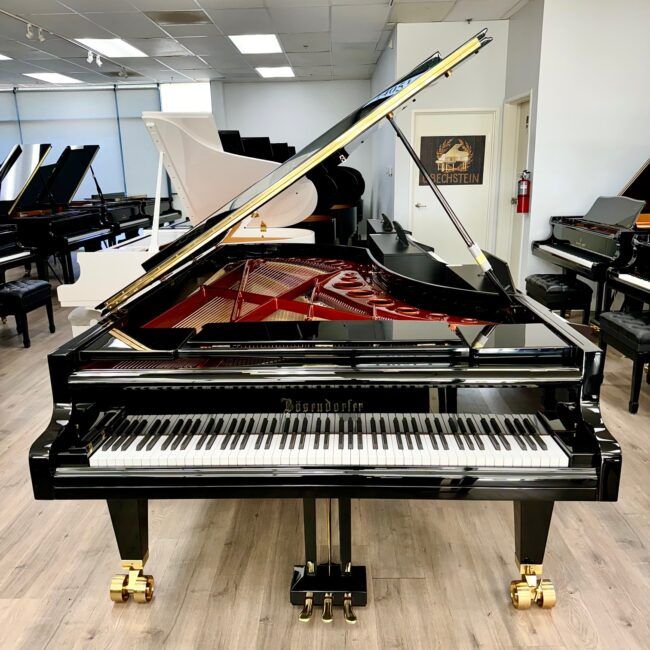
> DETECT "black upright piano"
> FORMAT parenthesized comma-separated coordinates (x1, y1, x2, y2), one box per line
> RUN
(29, 31, 621, 620)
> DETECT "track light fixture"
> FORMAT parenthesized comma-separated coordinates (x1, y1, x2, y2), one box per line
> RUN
(26, 23, 34, 40)
(96, 54, 102, 67)
(118, 67, 128, 78)
(87, 50, 94, 63)
(38, 28, 45, 43)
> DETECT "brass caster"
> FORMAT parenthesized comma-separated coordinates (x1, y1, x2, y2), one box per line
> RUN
(537, 579, 556, 609)
(509, 580, 531, 610)
(343, 593, 357, 624)
(510, 564, 556, 610)
(322, 593, 333, 623)
(299, 593, 314, 622)
(110, 574, 129, 603)
(109, 566, 154, 604)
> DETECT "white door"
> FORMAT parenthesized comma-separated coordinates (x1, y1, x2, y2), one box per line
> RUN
(411, 110, 496, 265)
(509, 100, 530, 282)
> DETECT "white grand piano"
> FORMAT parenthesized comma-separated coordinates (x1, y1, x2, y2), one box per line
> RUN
(58, 112, 318, 328)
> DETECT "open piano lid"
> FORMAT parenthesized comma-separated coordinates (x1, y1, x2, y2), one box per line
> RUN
(99, 29, 492, 315)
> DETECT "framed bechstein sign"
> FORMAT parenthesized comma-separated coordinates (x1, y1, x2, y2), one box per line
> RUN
(419, 135, 486, 185)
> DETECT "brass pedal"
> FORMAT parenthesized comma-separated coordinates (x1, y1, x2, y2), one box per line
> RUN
(322, 593, 333, 623)
(343, 593, 357, 624)
(298, 593, 314, 622)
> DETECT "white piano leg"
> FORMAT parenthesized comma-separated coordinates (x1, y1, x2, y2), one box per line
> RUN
(148, 151, 164, 255)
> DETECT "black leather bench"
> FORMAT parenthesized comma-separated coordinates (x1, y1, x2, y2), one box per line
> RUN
(525, 274, 592, 324)
(0, 279, 55, 348)
(599, 310, 650, 413)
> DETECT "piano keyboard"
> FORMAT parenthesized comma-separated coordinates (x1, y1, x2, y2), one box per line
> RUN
(613, 272, 650, 292)
(88, 412, 569, 469)
(0, 250, 31, 264)
(536, 244, 594, 269)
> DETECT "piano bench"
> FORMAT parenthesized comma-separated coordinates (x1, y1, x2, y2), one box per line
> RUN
(525, 274, 592, 324)
(599, 310, 650, 414)
(0, 279, 55, 348)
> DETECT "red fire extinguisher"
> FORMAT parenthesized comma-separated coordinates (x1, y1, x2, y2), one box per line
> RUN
(516, 170, 530, 214)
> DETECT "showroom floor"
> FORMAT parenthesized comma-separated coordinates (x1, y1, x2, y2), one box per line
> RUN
(0, 279, 648, 649)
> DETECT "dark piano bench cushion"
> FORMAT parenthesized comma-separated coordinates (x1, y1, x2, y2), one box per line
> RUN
(525, 274, 592, 305)
(0, 279, 55, 348)
(600, 311, 650, 353)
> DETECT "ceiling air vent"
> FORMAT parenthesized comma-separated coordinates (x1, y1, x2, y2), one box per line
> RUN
(104, 70, 144, 79)
(144, 11, 212, 26)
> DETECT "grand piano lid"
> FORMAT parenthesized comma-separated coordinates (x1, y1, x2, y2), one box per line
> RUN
(98, 29, 492, 315)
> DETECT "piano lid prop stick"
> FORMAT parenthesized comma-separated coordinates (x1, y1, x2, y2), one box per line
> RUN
(148, 151, 164, 255)
(386, 113, 512, 303)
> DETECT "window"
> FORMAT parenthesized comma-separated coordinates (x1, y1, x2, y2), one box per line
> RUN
(159, 82, 212, 113)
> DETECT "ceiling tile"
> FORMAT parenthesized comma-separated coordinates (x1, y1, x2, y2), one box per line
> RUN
(127, 37, 193, 56)
(265, 0, 328, 7)
(205, 8, 274, 34)
(286, 51, 331, 66)
(27, 38, 88, 58)
(332, 46, 379, 66)
(332, 31, 382, 45)
(1, 0, 69, 15)
(143, 10, 212, 25)
(175, 35, 239, 56)
(128, 0, 199, 9)
(279, 32, 330, 53)
(243, 52, 290, 67)
(30, 13, 114, 39)
(331, 4, 390, 34)
(331, 0, 390, 4)
(67, 56, 122, 72)
(198, 0, 265, 7)
(200, 55, 252, 71)
(61, 0, 135, 11)
(155, 55, 208, 70)
(390, 1, 454, 23)
(294, 65, 332, 79)
(83, 12, 167, 38)
(161, 24, 221, 37)
(268, 7, 329, 33)
(445, 0, 523, 21)
(332, 64, 373, 79)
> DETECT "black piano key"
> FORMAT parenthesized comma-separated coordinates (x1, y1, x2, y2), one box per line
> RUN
(279, 432, 288, 449)
(411, 416, 420, 433)
(121, 420, 146, 451)
(338, 433, 344, 450)
(229, 418, 238, 434)
(283, 418, 291, 433)
(428, 433, 439, 450)
(372, 434, 378, 450)
(516, 417, 537, 450)
(439, 434, 450, 451)
(159, 418, 171, 435)
(270, 417, 277, 432)
(315, 417, 321, 433)
(457, 418, 466, 434)
(466, 418, 476, 434)
(480, 417, 491, 433)
(205, 416, 215, 434)
(434, 416, 443, 434)
(405, 433, 414, 450)
(347, 432, 353, 450)
(370, 416, 377, 432)
(220, 434, 231, 450)
(357, 432, 363, 450)
(228, 433, 240, 450)
(381, 433, 389, 450)
(465, 418, 484, 450)
(299, 433, 306, 450)
(181, 419, 192, 435)
(239, 434, 249, 450)
(264, 431, 274, 451)
(379, 416, 387, 433)
(402, 416, 409, 433)
(505, 418, 526, 451)
(447, 417, 458, 434)
(148, 418, 161, 436)
(424, 416, 433, 433)
(314, 432, 320, 450)
(180, 434, 194, 450)
(173, 418, 184, 435)
(396, 432, 404, 450)
(247, 418, 255, 434)
(205, 433, 219, 451)
(324, 431, 330, 450)
(524, 417, 547, 450)
(260, 417, 269, 434)
(324, 417, 331, 433)
(302, 417, 309, 433)
(393, 416, 401, 433)
(464, 433, 475, 451)
(171, 432, 185, 450)
(292, 418, 300, 434)
(204, 417, 223, 451)
(289, 434, 297, 450)
(161, 432, 176, 451)
(96, 434, 115, 452)
(414, 434, 423, 451)
(491, 417, 510, 450)
(237, 419, 246, 434)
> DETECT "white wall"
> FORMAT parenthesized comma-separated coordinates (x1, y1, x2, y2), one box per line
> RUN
(220, 79, 373, 213)
(370, 30, 397, 220)
(527, 0, 650, 274)
(210, 81, 227, 129)
(392, 21, 509, 237)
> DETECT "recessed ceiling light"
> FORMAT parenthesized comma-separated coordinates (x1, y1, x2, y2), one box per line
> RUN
(75, 38, 148, 58)
(230, 34, 282, 54)
(256, 66, 295, 79)
(23, 72, 83, 84)
(0, 54, 12, 61)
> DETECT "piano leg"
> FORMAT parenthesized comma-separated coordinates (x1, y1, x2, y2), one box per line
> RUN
(510, 501, 556, 610)
(107, 499, 154, 604)
(629, 358, 644, 414)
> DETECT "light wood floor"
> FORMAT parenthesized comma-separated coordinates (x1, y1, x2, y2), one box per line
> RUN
(0, 275, 648, 649)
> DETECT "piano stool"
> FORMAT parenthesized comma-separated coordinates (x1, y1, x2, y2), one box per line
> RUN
(525, 273, 593, 324)
(599, 310, 650, 413)
(0, 279, 55, 348)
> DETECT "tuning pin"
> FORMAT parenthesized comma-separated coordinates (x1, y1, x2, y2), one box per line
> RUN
(343, 593, 357, 624)
(298, 593, 313, 622)
(322, 593, 333, 623)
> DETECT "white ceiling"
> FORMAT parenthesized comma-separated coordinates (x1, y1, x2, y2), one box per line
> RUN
(0, 0, 527, 87)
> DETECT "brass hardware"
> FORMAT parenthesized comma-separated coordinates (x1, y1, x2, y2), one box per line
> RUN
(344, 562, 352, 575)
(100, 33, 488, 314)
(343, 593, 357, 624)
(444, 70, 453, 77)
(306, 561, 315, 575)
(299, 592, 314, 622)
(322, 593, 333, 622)
(110, 555, 154, 604)
(109, 328, 151, 352)
(259, 220, 267, 233)
(510, 563, 556, 610)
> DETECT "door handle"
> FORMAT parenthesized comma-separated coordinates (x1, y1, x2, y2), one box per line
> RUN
(414, 202, 427, 208)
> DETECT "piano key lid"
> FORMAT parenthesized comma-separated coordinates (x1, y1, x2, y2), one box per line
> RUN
(98, 29, 493, 316)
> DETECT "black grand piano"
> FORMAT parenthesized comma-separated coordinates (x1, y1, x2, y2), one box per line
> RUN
(532, 195, 648, 317)
(29, 31, 621, 621)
